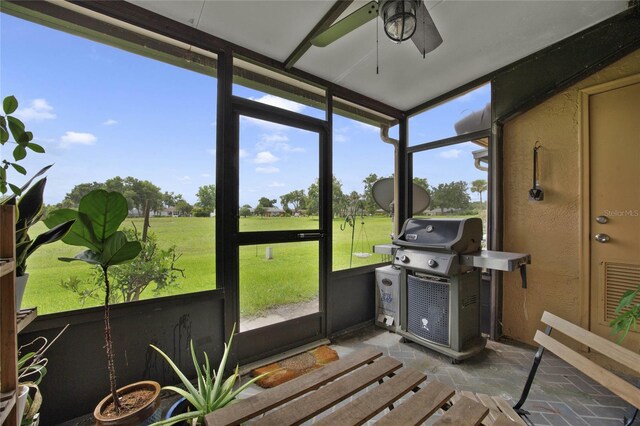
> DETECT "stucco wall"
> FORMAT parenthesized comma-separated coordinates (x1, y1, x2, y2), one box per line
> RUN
(501, 49, 640, 344)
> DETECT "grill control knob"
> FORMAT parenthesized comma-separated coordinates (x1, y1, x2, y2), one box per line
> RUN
(427, 259, 438, 268)
(400, 255, 410, 264)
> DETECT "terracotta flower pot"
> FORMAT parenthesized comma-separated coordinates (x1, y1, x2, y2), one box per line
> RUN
(94, 380, 161, 426)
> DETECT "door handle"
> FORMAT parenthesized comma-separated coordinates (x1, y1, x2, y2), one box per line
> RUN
(297, 232, 324, 239)
(594, 233, 610, 243)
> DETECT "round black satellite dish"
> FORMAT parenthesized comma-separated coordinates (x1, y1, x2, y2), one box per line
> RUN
(371, 178, 430, 215)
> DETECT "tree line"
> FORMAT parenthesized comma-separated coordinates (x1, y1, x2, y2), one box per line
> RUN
(56, 176, 216, 217)
(57, 175, 487, 218)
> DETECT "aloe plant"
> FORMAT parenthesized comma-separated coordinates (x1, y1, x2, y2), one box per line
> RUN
(150, 325, 266, 425)
(45, 190, 142, 413)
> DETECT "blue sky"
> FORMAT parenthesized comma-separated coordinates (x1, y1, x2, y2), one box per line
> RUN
(1, 13, 489, 207)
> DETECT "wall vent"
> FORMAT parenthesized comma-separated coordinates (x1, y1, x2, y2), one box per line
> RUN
(604, 262, 640, 323)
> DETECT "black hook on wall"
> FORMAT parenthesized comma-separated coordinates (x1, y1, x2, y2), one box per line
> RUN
(529, 142, 544, 201)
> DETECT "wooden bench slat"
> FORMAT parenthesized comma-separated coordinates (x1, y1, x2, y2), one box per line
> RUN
(492, 397, 526, 426)
(314, 368, 426, 426)
(541, 311, 640, 376)
(376, 380, 456, 426)
(204, 347, 382, 425)
(535, 331, 640, 409)
(491, 414, 520, 426)
(476, 393, 500, 422)
(434, 396, 489, 426)
(253, 356, 402, 426)
(461, 390, 479, 402)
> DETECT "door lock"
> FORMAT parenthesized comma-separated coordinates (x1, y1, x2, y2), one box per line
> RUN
(594, 233, 610, 243)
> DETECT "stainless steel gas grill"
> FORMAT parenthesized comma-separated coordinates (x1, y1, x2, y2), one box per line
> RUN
(391, 218, 530, 362)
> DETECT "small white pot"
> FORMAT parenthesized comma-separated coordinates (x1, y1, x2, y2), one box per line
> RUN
(16, 384, 29, 423)
(15, 273, 29, 310)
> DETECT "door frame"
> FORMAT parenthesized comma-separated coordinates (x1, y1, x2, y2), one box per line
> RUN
(579, 73, 640, 332)
(228, 95, 330, 363)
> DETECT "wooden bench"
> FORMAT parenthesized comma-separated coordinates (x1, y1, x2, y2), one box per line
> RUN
(513, 311, 640, 421)
(204, 347, 519, 426)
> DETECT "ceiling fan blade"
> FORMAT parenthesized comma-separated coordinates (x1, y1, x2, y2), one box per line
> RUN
(311, 1, 379, 47)
(411, 1, 443, 57)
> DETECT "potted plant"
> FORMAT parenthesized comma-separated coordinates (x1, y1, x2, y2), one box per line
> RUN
(1, 95, 75, 309)
(150, 325, 266, 425)
(45, 189, 160, 424)
(17, 325, 68, 426)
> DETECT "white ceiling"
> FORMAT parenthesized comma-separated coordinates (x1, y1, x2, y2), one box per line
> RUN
(129, 0, 628, 111)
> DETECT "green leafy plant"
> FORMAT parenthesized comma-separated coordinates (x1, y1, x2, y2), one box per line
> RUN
(45, 190, 142, 414)
(1, 95, 46, 196)
(609, 284, 640, 343)
(150, 325, 266, 426)
(60, 229, 184, 304)
(17, 325, 68, 425)
(10, 170, 76, 277)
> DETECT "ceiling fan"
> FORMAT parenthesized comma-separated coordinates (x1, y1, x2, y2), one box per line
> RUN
(311, 0, 443, 57)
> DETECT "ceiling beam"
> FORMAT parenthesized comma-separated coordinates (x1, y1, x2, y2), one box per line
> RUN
(284, 0, 354, 70)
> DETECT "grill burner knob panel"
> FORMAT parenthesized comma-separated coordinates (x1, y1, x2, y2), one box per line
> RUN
(428, 259, 438, 268)
(400, 255, 410, 263)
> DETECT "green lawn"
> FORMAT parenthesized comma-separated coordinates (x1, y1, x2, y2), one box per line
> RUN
(22, 214, 478, 315)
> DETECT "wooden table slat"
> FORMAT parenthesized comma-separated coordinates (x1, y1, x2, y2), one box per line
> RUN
(314, 367, 427, 426)
(376, 380, 456, 426)
(253, 356, 402, 426)
(205, 347, 382, 425)
(434, 396, 489, 426)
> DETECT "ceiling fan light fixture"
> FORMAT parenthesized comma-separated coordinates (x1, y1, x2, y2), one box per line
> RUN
(382, 0, 418, 42)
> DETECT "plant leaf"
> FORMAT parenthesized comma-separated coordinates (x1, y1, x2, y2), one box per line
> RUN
(3, 95, 18, 114)
(149, 408, 204, 426)
(11, 162, 27, 175)
(44, 209, 100, 252)
(0, 126, 8, 143)
(101, 231, 141, 266)
(59, 250, 102, 265)
(27, 142, 45, 153)
(16, 177, 46, 226)
(150, 344, 205, 407)
(13, 145, 26, 161)
(78, 190, 129, 242)
(25, 219, 75, 259)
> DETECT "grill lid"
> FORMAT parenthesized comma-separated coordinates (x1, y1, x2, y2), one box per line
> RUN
(393, 218, 482, 253)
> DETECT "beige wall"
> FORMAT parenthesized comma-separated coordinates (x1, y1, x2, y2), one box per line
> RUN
(501, 49, 640, 344)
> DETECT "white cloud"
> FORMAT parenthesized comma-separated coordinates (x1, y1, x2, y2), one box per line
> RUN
(252, 95, 305, 113)
(253, 151, 279, 164)
(268, 181, 286, 187)
(201, 173, 211, 178)
(334, 134, 349, 143)
(239, 149, 248, 158)
(276, 142, 304, 153)
(206, 148, 216, 156)
(14, 99, 56, 122)
(102, 119, 118, 126)
(261, 133, 288, 143)
(440, 149, 462, 159)
(177, 176, 191, 182)
(59, 131, 96, 149)
(256, 166, 279, 174)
